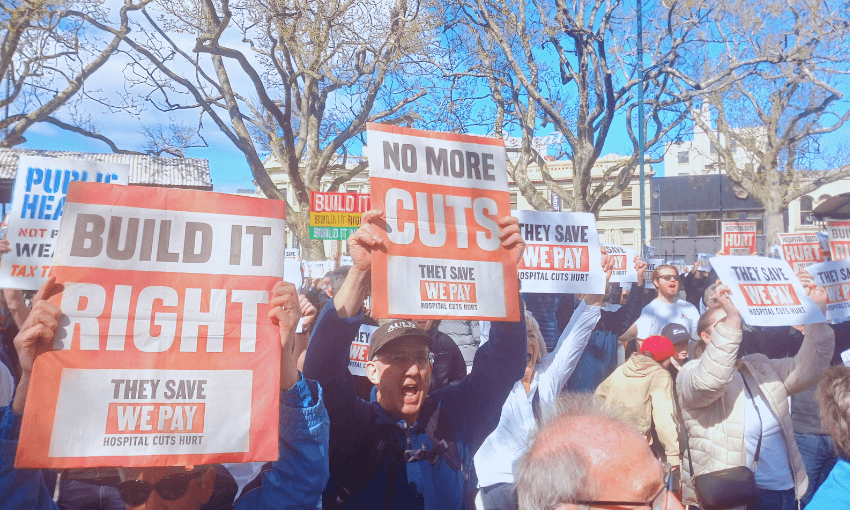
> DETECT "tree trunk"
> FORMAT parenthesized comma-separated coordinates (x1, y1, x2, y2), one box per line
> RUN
(763, 207, 785, 250)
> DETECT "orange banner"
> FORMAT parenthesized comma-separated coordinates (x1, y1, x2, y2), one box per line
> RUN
(16, 182, 285, 469)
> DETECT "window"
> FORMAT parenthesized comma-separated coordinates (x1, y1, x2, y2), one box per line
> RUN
(510, 191, 518, 210)
(598, 229, 606, 243)
(696, 212, 720, 237)
(621, 187, 633, 207)
(660, 214, 689, 237)
(621, 229, 635, 248)
(677, 151, 689, 164)
(800, 196, 814, 225)
(818, 194, 832, 204)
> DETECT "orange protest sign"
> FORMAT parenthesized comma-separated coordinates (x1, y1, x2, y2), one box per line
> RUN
(16, 182, 285, 469)
(367, 124, 519, 321)
(777, 233, 824, 273)
(721, 221, 757, 255)
(828, 220, 850, 260)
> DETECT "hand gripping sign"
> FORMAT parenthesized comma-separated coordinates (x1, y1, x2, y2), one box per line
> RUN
(806, 259, 850, 323)
(778, 233, 824, 273)
(16, 183, 285, 469)
(0, 156, 130, 290)
(367, 124, 520, 321)
(722, 221, 757, 256)
(710, 256, 825, 327)
(828, 220, 850, 260)
(513, 210, 605, 294)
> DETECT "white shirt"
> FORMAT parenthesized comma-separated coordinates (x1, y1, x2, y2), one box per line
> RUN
(634, 298, 700, 340)
(474, 301, 601, 487)
(741, 373, 795, 490)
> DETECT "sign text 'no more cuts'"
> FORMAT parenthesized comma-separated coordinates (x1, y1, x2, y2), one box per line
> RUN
(16, 183, 286, 469)
(367, 124, 519, 321)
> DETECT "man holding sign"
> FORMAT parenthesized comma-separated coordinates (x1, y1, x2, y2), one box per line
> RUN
(303, 209, 526, 509)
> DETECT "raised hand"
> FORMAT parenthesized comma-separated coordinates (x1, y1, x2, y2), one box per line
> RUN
(497, 216, 524, 263)
(12, 277, 60, 413)
(713, 283, 741, 330)
(268, 281, 302, 390)
(634, 255, 648, 285)
(347, 209, 387, 274)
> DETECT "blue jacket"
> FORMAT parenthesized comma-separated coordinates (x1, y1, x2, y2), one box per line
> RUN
(566, 285, 645, 393)
(808, 457, 850, 510)
(303, 302, 526, 509)
(0, 376, 330, 510)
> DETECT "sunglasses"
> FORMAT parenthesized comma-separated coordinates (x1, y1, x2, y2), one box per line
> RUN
(658, 275, 680, 282)
(118, 471, 204, 506)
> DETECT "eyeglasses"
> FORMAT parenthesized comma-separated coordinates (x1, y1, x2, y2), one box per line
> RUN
(378, 352, 435, 367)
(657, 275, 680, 282)
(117, 471, 204, 506)
(574, 463, 672, 510)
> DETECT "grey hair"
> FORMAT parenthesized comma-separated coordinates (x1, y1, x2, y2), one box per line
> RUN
(329, 265, 351, 295)
(817, 365, 850, 460)
(514, 393, 632, 510)
(524, 311, 548, 364)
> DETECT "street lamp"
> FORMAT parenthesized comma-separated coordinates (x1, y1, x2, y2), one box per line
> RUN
(652, 184, 661, 260)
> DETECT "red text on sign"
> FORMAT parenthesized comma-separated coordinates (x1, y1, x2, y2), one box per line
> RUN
(740, 284, 801, 307)
(105, 403, 205, 434)
(419, 280, 477, 302)
(826, 283, 850, 304)
(519, 245, 589, 271)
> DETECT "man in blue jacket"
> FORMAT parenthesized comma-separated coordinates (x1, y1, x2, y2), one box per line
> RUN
(0, 279, 329, 510)
(303, 209, 527, 510)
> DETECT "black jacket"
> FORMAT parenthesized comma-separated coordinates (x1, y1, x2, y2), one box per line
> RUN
(427, 328, 467, 393)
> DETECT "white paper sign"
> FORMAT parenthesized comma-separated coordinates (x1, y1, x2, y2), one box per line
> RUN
(602, 244, 637, 283)
(711, 256, 825, 326)
(806, 259, 850, 323)
(669, 259, 686, 274)
(340, 255, 353, 267)
(284, 249, 299, 260)
(348, 324, 379, 377)
(513, 210, 605, 294)
(645, 258, 665, 289)
(697, 253, 714, 272)
(0, 156, 129, 289)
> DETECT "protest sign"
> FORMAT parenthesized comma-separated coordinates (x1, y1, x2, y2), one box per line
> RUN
(284, 248, 299, 260)
(602, 244, 637, 283)
(367, 124, 519, 320)
(0, 156, 129, 290)
(511, 210, 604, 294)
(348, 324, 378, 377)
(697, 253, 713, 272)
(669, 259, 686, 274)
(827, 220, 850, 260)
(710, 256, 825, 326)
(777, 233, 823, 273)
(16, 182, 285, 469)
(722, 221, 757, 256)
(644, 258, 665, 289)
(305, 260, 333, 278)
(309, 191, 370, 240)
(806, 259, 850, 323)
(340, 255, 353, 266)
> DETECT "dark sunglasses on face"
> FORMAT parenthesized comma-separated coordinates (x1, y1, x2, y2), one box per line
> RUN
(118, 470, 204, 507)
(658, 275, 680, 282)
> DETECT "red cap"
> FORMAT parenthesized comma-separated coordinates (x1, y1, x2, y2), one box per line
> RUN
(640, 335, 676, 362)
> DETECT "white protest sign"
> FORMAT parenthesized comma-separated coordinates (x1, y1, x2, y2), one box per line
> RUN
(806, 259, 850, 323)
(340, 255, 353, 267)
(711, 256, 825, 326)
(697, 253, 713, 272)
(305, 260, 332, 278)
(284, 248, 299, 260)
(645, 258, 665, 289)
(777, 233, 823, 273)
(513, 210, 605, 294)
(348, 324, 378, 377)
(0, 156, 129, 289)
(722, 221, 757, 256)
(602, 244, 637, 283)
(669, 259, 686, 274)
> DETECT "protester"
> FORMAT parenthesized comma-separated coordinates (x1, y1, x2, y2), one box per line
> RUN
(303, 209, 527, 509)
(661, 323, 691, 381)
(621, 265, 700, 357)
(806, 365, 850, 509)
(475, 262, 606, 509)
(514, 393, 685, 510)
(566, 255, 647, 393)
(595, 334, 681, 472)
(437, 320, 481, 372)
(412, 319, 467, 393)
(677, 283, 834, 510)
(306, 271, 333, 311)
(0, 279, 330, 510)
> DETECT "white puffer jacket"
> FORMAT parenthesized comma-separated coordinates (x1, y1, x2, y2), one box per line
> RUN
(676, 321, 834, 506)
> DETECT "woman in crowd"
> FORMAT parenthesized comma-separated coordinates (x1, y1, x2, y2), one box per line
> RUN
(677, 283, 834, 510)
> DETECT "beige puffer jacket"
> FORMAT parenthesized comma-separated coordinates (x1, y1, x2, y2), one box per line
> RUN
(676, 321, 834, 506)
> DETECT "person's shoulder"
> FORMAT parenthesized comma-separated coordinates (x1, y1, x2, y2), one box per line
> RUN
(676, 299, 699, 312)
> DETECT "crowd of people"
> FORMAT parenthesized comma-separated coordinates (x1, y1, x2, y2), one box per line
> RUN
(0, 211, 849, 510)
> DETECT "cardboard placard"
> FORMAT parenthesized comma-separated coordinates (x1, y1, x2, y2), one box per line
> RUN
(367, 124, 519, 320)
(0, 156, 129, 290)
(348, 324, 378, 377)
(722, 221, 757, 256)
(697, 253, 714, 272)
(777, 233, 824, 273)
(16, 183, 285, 469)
(512, 210, 604, 294)
(309, 192, 369, 240)
(827, 220, 850, 260)
(644, 258, 665, 289)
(710, 256, 825, 326)
(602, 244, 637, 283)
(806, 259, 850, 323)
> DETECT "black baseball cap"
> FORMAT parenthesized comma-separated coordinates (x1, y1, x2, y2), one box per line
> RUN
(368, 320, 431, 361)
(661, 323, 691, 345)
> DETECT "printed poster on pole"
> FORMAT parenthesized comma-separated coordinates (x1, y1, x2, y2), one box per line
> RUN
(806, 259, 850, 323)
(0, 156, 129, 290)
(710, 256, 825, 327)
(777, 233, 824, 273)
(513, 210, 604, 294)
(16, 183, 285, 469)
(827, 220, 850, 260)
(367, 124, 520, 320)
(721, 221, 757, 256)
